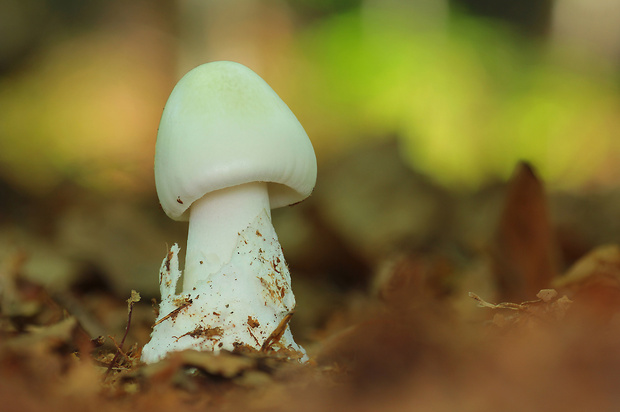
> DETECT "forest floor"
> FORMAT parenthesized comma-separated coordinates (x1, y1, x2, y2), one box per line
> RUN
(2, 144, 620, 411)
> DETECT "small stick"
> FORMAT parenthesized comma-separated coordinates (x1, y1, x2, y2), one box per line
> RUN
(107, 335, 131, 364)
(152, 301, 192, 327)
(104, 290, 141, 380)
(261, 312, 294, 352)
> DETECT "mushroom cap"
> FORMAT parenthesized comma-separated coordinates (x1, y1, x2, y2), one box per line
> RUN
(155, 61, 317, 221)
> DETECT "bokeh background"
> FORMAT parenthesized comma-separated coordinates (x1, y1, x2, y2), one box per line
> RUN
(2, 0, 620, 193)
(1, 0, 620, 319)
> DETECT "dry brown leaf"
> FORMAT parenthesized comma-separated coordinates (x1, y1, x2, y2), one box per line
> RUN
(176, 350, 256, 378)
(553, 244, 620, 322)
(1, 316, 79, 352)
(554, 244, 620, 288)
(492, 162, 559, 301)
(469, 289, 572, 329)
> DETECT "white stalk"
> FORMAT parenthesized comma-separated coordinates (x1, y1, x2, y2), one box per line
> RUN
(141, 185, 307, 364)
(184, 182, 271, 290)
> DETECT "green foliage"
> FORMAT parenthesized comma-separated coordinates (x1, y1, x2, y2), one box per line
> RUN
(294, 8, 620, 188)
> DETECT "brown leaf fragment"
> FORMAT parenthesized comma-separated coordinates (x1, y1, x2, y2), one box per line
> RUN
(247, 316, 260, 328)
(492, 162, 559, 301)
(179, 350, 256, 378)
(261, 312, 294, 352)
(555, 244, 620, 287)
(1, 316, 79, 352)
(175, 326, 223, 341)
(536, 288, 558, 302)
(553, 244, 620, 322)
(0, 251, 45, 319)
(233, 342, 261, 356)
(172, 295, 192, 307)
(234, 369, 272, 388)
(469, 289, 572, 329)
(469, 292, 531, 311)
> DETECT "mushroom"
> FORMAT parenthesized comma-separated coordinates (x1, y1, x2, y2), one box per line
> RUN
(141, 61, 317, 364)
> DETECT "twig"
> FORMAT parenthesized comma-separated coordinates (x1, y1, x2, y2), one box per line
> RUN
(152, 301, 192, 327)
(468, 292, 542, 310)
(107, 335, 131, 364)
(104, 290, 141, 381)
(261, 312, 294, 352)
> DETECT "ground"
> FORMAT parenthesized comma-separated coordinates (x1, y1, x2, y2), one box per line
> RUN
(1, 144, 620, 411)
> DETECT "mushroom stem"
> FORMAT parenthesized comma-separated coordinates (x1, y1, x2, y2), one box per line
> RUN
(184, 181, 271, 291)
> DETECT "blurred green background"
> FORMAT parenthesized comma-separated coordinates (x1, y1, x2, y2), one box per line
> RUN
(1, 0, 619, 195)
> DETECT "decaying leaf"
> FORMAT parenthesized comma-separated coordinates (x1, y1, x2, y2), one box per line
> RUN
(553, 244, 620, 322)
(491, 162, 559, 301)
(0, 251, 42, 319)
(1, 316, 80, 352)
(469, 289, 573, 328)
(554, 244, 620, 288)
(176, 350, 256, 378)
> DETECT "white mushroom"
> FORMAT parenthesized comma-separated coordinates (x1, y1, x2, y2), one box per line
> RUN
(141, 61, 317, 364)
